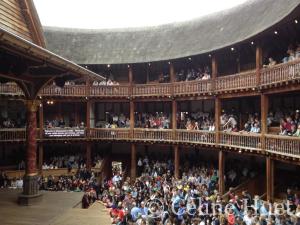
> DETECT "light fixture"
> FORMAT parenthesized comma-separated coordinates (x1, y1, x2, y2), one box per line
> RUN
(239, 150, 242, 153)
(168, 61, 171, 65)
(295, 19, 298, 24)
(208, 54, 212, 58)
(148, 63, 151, 66)
(39, 96, 42, 99)
(274, 31, 278, 35)
(231, 47, 235, 51)
(251, 41, 254, 45)
(127, 65, 130, 68)
(107, 64, 110, 68)
(85, 96, 88, 100)
(188, 57, 192, 61)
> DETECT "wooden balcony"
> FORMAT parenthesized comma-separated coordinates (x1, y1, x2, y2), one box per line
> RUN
(219, 131, 261, 151)
(133, 83, 172, 97)
(40, 85, 87, 97)
(261, 60, 300, 87)
(90, 85, 130, 97)
(133, 128, 173, 142)
(0, 83, 23, 96)
(1, 128, 300, 159)
(89, 128, 131, 140)
(175, 129, 216, 145)
(173, 80, 213, 96)
(265, 134, 300, 159)
(0, 128, 26, 142)
(215, 70, 256, 92)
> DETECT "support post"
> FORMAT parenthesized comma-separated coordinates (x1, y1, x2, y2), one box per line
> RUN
(86, 100, 91, 137)
(38, 102, 43, 138)
(170, 63, 175, 96)
(172, 100, 177, 132)
(128, 66, 133, 96)
(215, 97, 221, 144)
(212, 55, 218, 79)
(266, 157, 274, 202)
(38, 144, 43, 173)
(19, 100, 42, 205)
(261, 94, 268, 150)
(256, 44, 263, 86)
(131, 143, 136, 180)
(218, 150, 225, 195)
(174, 145, 180, 179)
(130, 101, 134, 138)
(86, 142, 92, 171)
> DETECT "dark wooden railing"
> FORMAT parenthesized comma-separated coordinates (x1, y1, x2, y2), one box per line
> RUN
(41, 85, 87, 96)
(215, 70, 256, 91)
(261, 60, 300, 86)
(265, 134, 300, 158)
(0, 128, 26, 142)
(219, 131, 261, 150)
(133, 83, 172, 97)
(173, 79, 213, 95)
(133, 128, 173, 141)
(0, 83, 23, 95)
(89, 128, 131, 140)
(0, 128, 299, 158)
(175, 130, 216, 145)
(90, 85, 130, 97)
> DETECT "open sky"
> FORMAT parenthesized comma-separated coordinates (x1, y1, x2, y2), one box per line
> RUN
(33, 0, 248, 29)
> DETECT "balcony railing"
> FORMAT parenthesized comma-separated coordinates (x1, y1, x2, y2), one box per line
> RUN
(265, 134, 300, 158)
(173, 79, 213, 95)
(1, 128, 300, 158)
(41, 85, 87, 96)
(133, 128, 173, 141)
(215, 70, 256, 92)
(219, 131, 261, 150)
(133, 83, 172, 97)
(0, 83, 23, 95)
(0, 128, 26, 142)
(175, 130, 216, 145)
(261, 59, 300, 86)
(89, 128, 131, 140)
(90, 85, 130, 97)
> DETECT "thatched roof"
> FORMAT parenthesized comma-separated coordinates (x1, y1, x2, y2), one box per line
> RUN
(43, 0, 300, 64)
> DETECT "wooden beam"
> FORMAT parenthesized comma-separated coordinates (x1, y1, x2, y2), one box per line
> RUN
(218, 150, 225, 195)
(266, 157, 274, 202)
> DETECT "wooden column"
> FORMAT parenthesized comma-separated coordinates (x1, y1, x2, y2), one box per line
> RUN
(174, 145, 180, 179)
(256, 44, 263, 86)
(169, 63, 175, 82)
(215, 97, 221, 144)
(266, 157, 274, 202)
(218, 150, 225, 195)
(261, 94, 268, 150)
(74, 102, 79, 126)
(38, 102, 43, 138)
(86, 100, 91, 137)
(212, 55, 218, 79)
(131, 143, 136, 180)
(172, 100, 177, 130)
(130, 101, 134, 137)
(38, 144, 43, 172)
(128, 66, 133, 95)
(86, 142, 92, 170)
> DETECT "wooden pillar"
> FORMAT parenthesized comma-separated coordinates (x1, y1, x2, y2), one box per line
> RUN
(86, 142, 92, 170)
(74, 102, 79, 126)
(174, 145, 180, 179)
(131, 143, 136, 180)
(128, 66, 133, 95)
(38, 102, 43, 138)
(130, 101, 134, 137)
(169, 63, 175, 82)
(256, 44, 263, 86)
(212, 55, 218, 79)
(38, 144, 43, 172)
(86, 100, 91, 137)
(218, 150, 225, 194)
(261, 94, 268, 150)
(172, 100, 177, 130)
(266, 157, 274, 202)
(215, 97, 221, 143)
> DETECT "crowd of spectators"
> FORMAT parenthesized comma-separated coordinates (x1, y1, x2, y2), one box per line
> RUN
(45, 119, 85, 129)
(42, 154, 86, 170)
(135, 112, 171, 129)
(0, 117, 25, 128)
(178, 112, 215, 131)
(176, 67, 211, 82)
(96, 113, 130, 128)
(275, 110, 300, 137)
(93, 78, 120, 86)
(98, 156, 299, 225)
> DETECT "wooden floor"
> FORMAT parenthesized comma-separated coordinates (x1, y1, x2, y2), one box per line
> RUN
(0, 189, 111, 225)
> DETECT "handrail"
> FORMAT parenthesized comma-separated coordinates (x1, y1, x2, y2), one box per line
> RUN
(215, 70, 256, 91)
(0, 128, 299, 158)
(1, 60, 300, 97)
(219, 131, 261, 150)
